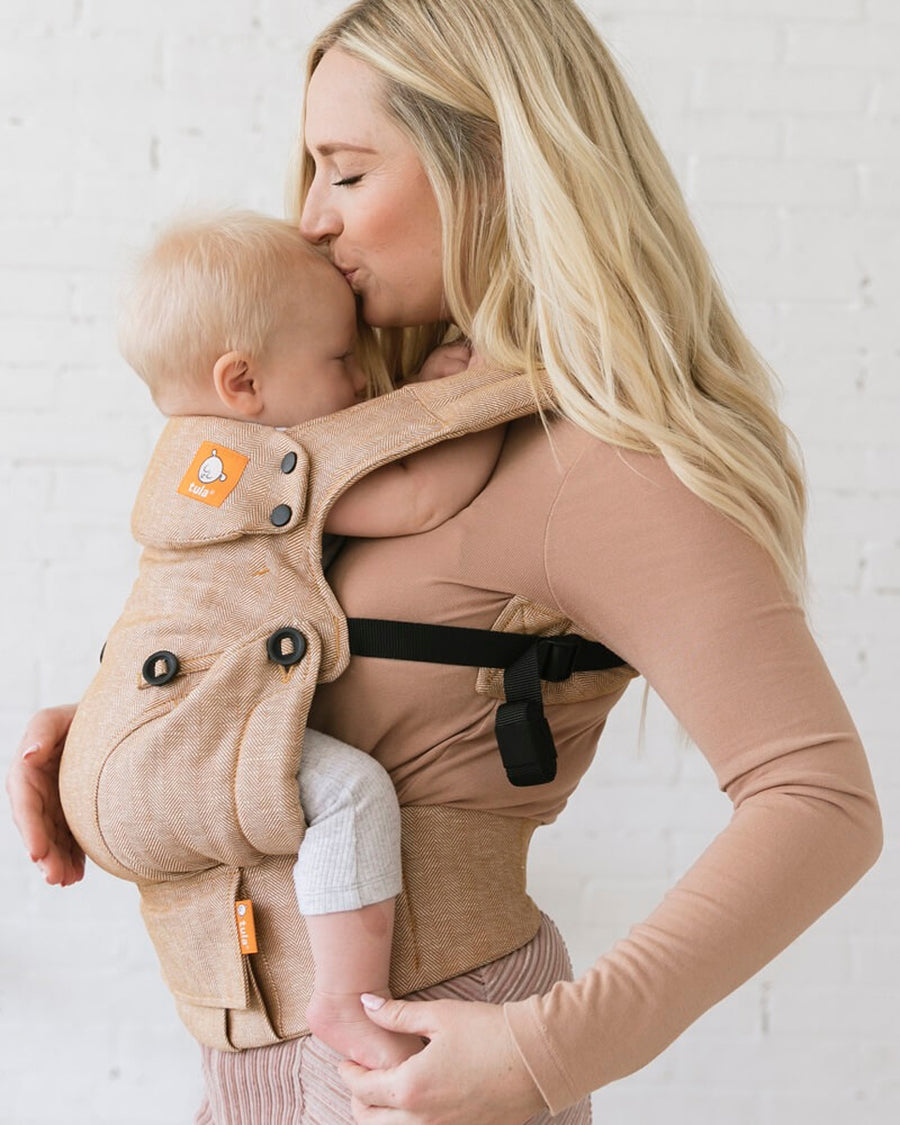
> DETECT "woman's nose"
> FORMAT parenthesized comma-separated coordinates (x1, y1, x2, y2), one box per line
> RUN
(299, 185, 341, 245)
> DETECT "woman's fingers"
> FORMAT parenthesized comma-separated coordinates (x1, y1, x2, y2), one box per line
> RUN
(339, 998, 545, 1125)
(358, 995, 439, 1038)
(341, 1055, 428, 1121)
(341, 1058, 409, 1111)
(6, 704, 85, 885)
(350, 1095, 413, 1125)
(8, 737, 56, 857)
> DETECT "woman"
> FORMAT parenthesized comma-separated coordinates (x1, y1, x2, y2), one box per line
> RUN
(7, 1, 882, 1122)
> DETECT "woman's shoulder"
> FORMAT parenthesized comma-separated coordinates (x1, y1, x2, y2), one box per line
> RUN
(508, 413, 696, 515)
(538, 417, 788, 639)
(499, 413, 781, 612)
(500, 413, 734, 568)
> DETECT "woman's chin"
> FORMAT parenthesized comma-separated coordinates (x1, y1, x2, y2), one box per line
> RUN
(357, 287, 445, 330)
(363, 308, 443, 330)
(355, 290, 391, 328)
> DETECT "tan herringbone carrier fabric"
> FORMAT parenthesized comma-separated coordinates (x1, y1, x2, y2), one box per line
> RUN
(59, 364, 554, 1050)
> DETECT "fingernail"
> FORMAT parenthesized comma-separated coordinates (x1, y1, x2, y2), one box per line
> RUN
(22, 743, 40, 759)
(36, 860, 49, 879)
(360, 993, 385, 1011)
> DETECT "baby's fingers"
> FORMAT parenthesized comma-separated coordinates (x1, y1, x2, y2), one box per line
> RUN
(417, 341, 473, 381)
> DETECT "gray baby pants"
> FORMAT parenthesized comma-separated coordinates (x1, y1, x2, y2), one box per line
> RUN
(293, 729, 402, 915)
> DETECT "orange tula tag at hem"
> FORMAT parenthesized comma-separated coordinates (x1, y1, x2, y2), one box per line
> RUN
(235, 899, 258, 954)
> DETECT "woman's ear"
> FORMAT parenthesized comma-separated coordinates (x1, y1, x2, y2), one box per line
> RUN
(212, 351, 264, 417)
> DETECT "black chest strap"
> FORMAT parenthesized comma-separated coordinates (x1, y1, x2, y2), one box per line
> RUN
(346, 618, 626, 787)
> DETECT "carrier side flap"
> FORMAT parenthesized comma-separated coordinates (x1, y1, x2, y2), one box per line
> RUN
(131, 416, 309, 548)
(95, 628, 312, 878)
(139, 866, 250, 1010)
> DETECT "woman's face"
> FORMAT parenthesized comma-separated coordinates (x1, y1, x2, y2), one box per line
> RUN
(299, 49, 445, 328)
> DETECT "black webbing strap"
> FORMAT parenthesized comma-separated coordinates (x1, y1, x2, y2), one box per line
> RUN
(346, 618, 625, 787)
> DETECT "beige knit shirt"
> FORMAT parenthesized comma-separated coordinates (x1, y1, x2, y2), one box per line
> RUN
(309, 412, 882, 1113)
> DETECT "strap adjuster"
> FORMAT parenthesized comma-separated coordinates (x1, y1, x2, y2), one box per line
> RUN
(345, 618, 627, 789)
(496, 700, 557, 786)
(537, 634, 580, 682)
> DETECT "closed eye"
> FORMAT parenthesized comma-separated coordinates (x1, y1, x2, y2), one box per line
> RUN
(333, 175, 363, 187)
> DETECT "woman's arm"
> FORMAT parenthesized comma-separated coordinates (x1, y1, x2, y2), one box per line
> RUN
(6, 704, 85, 886)
(499, 440, 882, 1111)
(341, 438, 881, 1122)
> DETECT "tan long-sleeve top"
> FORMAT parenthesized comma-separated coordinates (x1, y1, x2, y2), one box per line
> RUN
(309, 412, 882, 1113)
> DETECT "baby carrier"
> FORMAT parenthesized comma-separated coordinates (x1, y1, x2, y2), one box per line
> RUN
(59, 365, 631, 1051)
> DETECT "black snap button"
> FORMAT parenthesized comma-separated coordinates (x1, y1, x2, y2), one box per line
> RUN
(281, 451, 298, 474)
(270, 504, 292, 527)
(142, 650, 180, 686)
(266, 628, 307, 667)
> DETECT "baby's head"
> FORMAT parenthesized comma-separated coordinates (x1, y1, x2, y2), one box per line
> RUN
(119, 211, 365, 426)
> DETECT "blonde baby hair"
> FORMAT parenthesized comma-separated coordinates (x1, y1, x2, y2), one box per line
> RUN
(291, 0, 808, 604)
(119, 210, 320, 399)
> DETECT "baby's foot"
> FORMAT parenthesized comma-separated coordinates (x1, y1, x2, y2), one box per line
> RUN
(306, 989, 425, 1070)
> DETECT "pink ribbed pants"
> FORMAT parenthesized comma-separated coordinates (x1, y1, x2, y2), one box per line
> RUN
(195, 913, 590, 1124)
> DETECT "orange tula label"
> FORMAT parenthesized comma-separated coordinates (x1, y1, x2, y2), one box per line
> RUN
(234, 899, 258, 955)
(177, 443, 249, 508)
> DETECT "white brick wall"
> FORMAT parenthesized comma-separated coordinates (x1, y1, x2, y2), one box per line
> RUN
(1, 1, 896, 1122)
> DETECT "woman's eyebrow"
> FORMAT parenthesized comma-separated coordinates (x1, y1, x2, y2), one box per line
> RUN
(309, 142, 377, 156)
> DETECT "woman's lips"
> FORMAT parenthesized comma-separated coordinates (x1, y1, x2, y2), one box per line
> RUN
(339, 268, 358, 286)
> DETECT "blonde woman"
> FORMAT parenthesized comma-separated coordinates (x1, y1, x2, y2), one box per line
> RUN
(7, 2, 882, 1123)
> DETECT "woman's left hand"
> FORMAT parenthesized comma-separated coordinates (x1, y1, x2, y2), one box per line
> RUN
(6, 704, 84, 886)
(338, 995, 546, 1124)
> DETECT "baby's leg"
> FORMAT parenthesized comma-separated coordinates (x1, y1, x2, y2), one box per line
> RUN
(295, 730, 423, 1070)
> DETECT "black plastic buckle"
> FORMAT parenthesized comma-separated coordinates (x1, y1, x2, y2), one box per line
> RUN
(537, 634, 580, 682)
(142, 650, 180, 686)
(266, 627, 307, 667)
(495, 700, 558, 786)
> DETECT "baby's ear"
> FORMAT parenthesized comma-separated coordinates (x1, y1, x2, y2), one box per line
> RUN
(212, 351, 262, 415)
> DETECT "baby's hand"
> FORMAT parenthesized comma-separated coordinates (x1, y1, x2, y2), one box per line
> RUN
(416, 341, 473, 382)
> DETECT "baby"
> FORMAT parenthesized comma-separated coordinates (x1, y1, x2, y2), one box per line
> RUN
(114, 210, 505, 1068)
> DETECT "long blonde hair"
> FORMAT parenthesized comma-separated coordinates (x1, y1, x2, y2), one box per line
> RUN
(292, 0, 807, 601)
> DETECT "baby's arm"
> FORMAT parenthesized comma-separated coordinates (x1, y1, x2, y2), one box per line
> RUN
(324, 424, 506, 538)
(326, 342, 505, 538)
